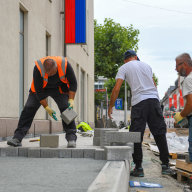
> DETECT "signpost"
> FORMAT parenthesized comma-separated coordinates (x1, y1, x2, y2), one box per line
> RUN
(115, 98, 123, 110)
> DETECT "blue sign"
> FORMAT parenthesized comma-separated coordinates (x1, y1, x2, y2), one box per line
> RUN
(115, 98, 123, 109)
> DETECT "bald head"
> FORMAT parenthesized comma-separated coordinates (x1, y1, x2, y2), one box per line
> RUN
(175, 53, 192, 67)
(43, 59, 57, 76)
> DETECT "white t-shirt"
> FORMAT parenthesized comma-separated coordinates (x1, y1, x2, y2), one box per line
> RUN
(182, 72, 192, 108)
(115, 60, 159, 106)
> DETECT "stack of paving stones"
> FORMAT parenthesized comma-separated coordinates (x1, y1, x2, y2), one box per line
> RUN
(93, 128, 141, 161)
(93, 128, 119, 146)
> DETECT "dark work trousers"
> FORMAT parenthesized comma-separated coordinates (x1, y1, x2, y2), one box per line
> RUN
(13, 92, 77, 142)
(130, 98, 169, 168)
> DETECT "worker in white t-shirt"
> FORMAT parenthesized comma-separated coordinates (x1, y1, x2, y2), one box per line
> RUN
(108, 50, 173, 177)
(174, 53, 192, 162)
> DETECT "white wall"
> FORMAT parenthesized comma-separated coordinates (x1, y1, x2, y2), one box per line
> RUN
(0, 0, 94, 125)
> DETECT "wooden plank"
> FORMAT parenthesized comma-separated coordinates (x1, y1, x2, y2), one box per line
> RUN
(176, 169, 192, 182)
(176, 160, 192, 172)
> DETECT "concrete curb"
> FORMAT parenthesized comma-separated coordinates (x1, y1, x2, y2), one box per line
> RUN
(87, 160, 130, 192)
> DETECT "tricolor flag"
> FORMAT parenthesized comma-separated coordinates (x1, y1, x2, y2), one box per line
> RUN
(65, 0, 86, 44)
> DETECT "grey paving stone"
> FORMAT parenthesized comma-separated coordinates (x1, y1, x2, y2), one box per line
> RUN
(105, 131, 141, 145)
(94, 128, 119, 137)
(84, 149, 95, 159)
(59, 149, 72, 158)
(41, 148, 59, 158)
(60, 108, 77, 125)
(40, 134, 59, 148)
(18, 147, 28, 157)
(100, 128, 119, 147)
(93, 137, 100, 146)
(72, 149, 84, 158)
(95, 149, 105, 160)
(28, 148, 41, 158)
(111, 142, 134, 153)
(0, 147, 18, 157)
(104, 146, 132, 161)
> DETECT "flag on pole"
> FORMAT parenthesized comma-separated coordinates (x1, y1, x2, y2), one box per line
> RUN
(65, 0, 86, 44)
(173, 94, 177, 109)
(179, 89, 184, 107)
(169, 97, 172, 109)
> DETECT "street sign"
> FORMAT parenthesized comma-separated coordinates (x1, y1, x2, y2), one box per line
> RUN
(115, 98, 123, 109)
(95, 89, 106, 92)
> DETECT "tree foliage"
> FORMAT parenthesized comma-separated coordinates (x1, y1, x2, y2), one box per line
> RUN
(94, 18, 140, 78)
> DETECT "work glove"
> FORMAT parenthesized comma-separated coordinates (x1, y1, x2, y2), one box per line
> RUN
(68, 99, 74, 110)
(45, 106, 58, 121)
(174, 112, 184, 124)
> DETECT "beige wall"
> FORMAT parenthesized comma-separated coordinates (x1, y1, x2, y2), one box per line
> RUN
(0, 0, 94, 137)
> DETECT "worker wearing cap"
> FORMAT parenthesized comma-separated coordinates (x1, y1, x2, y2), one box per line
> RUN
(7, 56, 77, 148)
(108, 50, 173, 177)
(174, 53, 192, 162)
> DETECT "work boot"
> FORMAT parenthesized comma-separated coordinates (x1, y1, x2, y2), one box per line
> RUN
(161, 164, 175, 175)
(130, 167, 144, 177)
(7, 138, 22, 147)
(67, 140, 76, 148)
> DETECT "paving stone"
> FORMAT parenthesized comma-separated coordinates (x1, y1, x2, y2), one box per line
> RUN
(28, 148, 40, 158)
(18, 147, 28, 157)
(84, 149, 95, 159)
(71, 149, 84, 158)
(93, 137, 100, 146)
(111, 142, 134, 153)
(40, 134, 59, 148)
(95, 149, 105, 160)
(60, 108, 77, 125)
(105, 131, 141, 145)
(94, 128, 119, 137)
(104, 146, 132, 161)
(0, 147, 18, 157)
(100, 128, 119, 147)
(41, 148, 59, 158)
(59, 149, 72, 158)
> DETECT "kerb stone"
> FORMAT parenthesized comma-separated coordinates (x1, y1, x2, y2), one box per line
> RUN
(0, 147, 18, 157)
(95, 149, 105, 160)
(84, 149, 95, 159)
(59, 149, 72, 158)
(104, 146, 132, 160)
(18, 147, 28, 157)
(28, 148, 40, 158)
(72, 149, 84, 158)
(41, 148, 59, 158)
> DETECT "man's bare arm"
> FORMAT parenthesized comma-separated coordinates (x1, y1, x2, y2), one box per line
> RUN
(180, 94, 192, 117)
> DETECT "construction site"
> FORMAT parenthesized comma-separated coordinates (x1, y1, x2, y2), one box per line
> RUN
(1, 0, 192, 192)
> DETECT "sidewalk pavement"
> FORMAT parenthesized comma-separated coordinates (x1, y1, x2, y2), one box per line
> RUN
(0, 133, 97, 149)
(0, 133, 106, 192)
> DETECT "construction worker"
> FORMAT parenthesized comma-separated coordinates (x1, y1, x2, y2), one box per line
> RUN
(7, 56, 77, 148)
(174, 53, 192, 162)
(108, 50, 173, 177)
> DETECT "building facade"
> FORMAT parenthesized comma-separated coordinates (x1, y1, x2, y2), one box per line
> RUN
(0, 0, 94, 138)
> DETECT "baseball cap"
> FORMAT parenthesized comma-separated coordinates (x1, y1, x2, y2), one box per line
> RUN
(124, 50, 140, 61)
